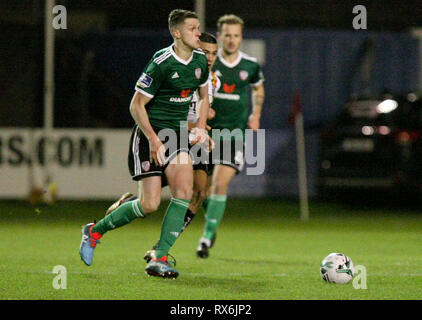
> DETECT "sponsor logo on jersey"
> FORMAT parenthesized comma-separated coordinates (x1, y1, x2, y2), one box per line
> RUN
(195, 68, 202, 79)
(170, 96, 193, 103)
(141, 161, 150, 172)
(169, 89, 193, 103)
(181, 89, 191, 98)
(171, 72, 179, 79)
(239, 70, 249, 81)
(222, 83, 236, 93)
(137, 73, 153, 88)
(214, 92, 240, 100)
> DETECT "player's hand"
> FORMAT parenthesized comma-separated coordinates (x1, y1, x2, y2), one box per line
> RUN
(189, 127, 206, 145)
(194, 133, 215, 153)
(207, 108, 216, 120)
(149, 136, 166, 166)
(248, 114, 260, 131)
(189, 127, 214, 153)
(189, 127, 215, 152)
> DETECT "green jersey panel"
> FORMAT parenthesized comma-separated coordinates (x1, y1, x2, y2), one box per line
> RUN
(210, 50, 264, 138)
(135, 44, 209, 130)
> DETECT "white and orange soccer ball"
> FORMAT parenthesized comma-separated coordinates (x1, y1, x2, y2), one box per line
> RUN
(320, 253, 354, 284)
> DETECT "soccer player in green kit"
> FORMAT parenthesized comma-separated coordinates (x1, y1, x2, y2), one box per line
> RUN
(196, 14, 265, 258)
(79, 9, 211, 279)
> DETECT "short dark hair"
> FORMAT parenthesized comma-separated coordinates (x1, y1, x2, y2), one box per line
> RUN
(168, 9, 198, 33)
(199, 32, 217, 44)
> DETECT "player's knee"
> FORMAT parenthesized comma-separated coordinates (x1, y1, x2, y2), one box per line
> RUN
(140, 198, 160, 214)
(211, 179, 229, 195)
(173, 187, 193, 201)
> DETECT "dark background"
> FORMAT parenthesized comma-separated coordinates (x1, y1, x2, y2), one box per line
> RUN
(0, 0, 421, 128)
(2, 0, 421, 30)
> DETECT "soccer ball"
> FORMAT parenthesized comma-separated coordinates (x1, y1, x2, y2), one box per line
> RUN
(320, 253, 354, 284)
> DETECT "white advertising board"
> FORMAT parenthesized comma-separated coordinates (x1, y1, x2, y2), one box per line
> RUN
(0, 128, 173, 199)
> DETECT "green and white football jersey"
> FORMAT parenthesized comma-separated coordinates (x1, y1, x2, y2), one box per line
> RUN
(210, 50, 264, 138)
(135, 44, 209, 131)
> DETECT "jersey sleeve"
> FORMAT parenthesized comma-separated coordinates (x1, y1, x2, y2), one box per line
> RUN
(134, 60, 163, 98)
(250, 63, 264, 87)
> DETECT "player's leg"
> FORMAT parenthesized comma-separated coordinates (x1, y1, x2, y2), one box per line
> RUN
(92, 177, 161, 234)
(181, 167, 209, 232)
(79, 177, 161, 266)
(145, 151, 193, 278)
(154, 151, 194, 258)
(80, 125, 162, 266)
(98, 123, 164, 227)
(143, 165, 208, 263)
(201, 169, 213, 212)
(143, 166, 210, 263)
(197, 164, 236, 258)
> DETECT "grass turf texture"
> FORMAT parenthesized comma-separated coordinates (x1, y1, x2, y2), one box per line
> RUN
(0, 198, 421, 300)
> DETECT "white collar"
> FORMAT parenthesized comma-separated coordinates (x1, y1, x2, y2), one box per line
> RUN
(171, 44, 193, 65)
(218, 49, 242, 68)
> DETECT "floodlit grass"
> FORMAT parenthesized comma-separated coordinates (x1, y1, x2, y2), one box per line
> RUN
(0, 199, 421, 300)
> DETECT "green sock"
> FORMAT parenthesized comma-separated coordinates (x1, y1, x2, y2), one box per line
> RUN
(202, 194, 227, 241)
(202, 198, 209, 211)
(92, 199, 145, 235)
(155, 198, 190, 259)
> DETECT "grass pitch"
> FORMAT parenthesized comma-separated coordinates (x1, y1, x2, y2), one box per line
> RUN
(0, 198, 421, 300)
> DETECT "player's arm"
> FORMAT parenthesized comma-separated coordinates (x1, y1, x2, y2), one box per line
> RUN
(196, 84, 210, 130)
(192, 84, 214, 150)
(195, 90, 213, 131)
(129, 91, 165, 166)
(248, 83, 265, 131)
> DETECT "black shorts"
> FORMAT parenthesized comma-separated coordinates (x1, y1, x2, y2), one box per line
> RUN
(193, 162, 210, 174)
(128, 125, 191, 182)
(208, 138, 245, 175)
(191, 145, 211, 175)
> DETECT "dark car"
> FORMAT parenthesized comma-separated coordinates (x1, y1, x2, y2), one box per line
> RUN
(318, 93, 422, 196)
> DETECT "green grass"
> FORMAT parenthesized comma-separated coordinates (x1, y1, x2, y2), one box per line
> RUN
(0, 198, 422, 300)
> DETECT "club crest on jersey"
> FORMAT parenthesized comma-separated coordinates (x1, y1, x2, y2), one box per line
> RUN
(223, 83, 236, 93)
(137, 73, 153, 88)
(142, 161, 150, 172)
(195, 68, 202, 79)
(239, 70, 249, 81)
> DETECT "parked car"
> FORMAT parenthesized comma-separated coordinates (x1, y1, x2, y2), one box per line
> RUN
(318, 93, 422, 196)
